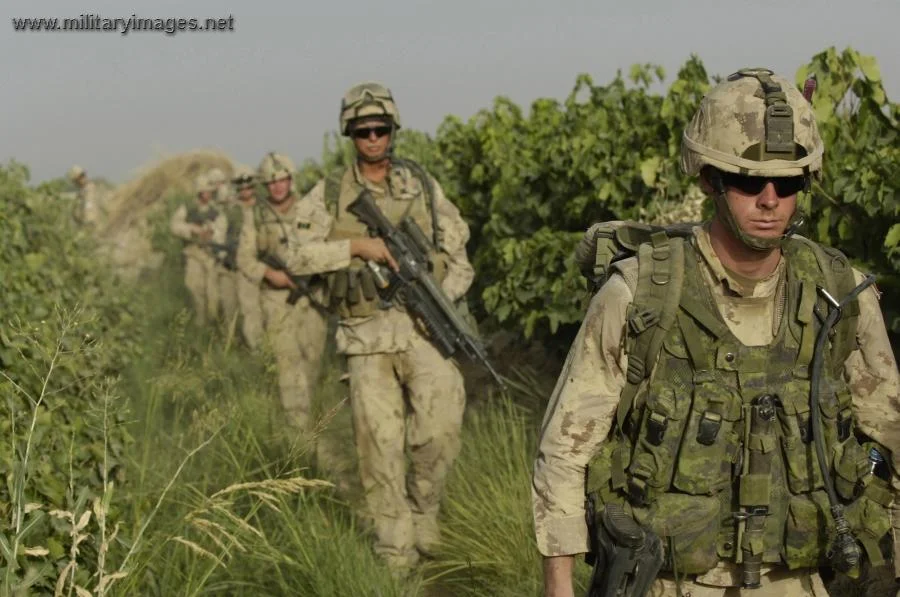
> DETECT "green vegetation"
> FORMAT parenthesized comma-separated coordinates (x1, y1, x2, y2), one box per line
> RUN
(1, 46, 897, 596)
(299, 47, 900, 350)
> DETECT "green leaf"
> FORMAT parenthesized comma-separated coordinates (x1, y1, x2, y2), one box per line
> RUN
(640, 157, 661, 187)
(884, 224, 900, 249)
(857, 54, 882, 82)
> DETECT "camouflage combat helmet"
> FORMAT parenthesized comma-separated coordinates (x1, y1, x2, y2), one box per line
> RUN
(339, 81, 401, 135)
(67, 165, 86, 182)
(231, 164, 256, 188)
(257, 152, 294, 184)
(207, 167, 227, 185)
(682, 68, 823, 250)
(194, 174, 215, 194)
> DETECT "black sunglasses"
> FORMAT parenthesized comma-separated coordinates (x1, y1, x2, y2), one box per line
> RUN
(721, 172, 807, 198)
(351, 126, 392, 139)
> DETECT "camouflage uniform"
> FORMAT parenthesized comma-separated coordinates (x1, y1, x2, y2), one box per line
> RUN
(67, 165, 102, 228)
(169, 175, 227, 325)
(206, 168, 240, 328)
(231, 166, 265, 350)
(236, 153, 329, 431)
(533, 70, 900, 596)
(274, 82, 475, 571)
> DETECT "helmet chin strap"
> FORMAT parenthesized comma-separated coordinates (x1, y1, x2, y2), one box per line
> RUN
(710, 170, 798, 252)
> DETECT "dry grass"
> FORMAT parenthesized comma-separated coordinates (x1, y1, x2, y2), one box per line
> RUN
(99, 149, 234, 239)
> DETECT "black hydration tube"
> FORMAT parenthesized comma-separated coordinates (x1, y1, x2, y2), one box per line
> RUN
(809, 274, 876, 577)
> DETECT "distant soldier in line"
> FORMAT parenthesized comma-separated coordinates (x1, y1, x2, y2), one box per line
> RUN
(231, 166, 265, 349)
(169, 175, 227, 325)
(67, 165, 102, 228)
(235, 152, 330, 432)
(208, 167, 241, 327)
(207, 167, 234, 205)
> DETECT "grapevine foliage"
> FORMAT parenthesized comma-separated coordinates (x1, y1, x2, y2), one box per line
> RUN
(303, 48, 899, 348)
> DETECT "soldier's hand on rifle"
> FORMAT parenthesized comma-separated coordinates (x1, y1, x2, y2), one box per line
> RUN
(263, 268, 296, 289)
(350, 238, 399, 272)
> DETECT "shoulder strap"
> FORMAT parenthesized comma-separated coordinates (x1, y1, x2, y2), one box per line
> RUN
(786, 236, 859, 368)
(324, 171, 343, 215)
(392, 158, 441, 250)
(579, 221, 696, 292)
(615, 232, 686, 430)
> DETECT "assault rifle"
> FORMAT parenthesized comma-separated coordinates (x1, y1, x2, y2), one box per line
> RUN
(347, 190, 506, 389)
(258, 251, 321, 306)
(206, 241, 238, 271)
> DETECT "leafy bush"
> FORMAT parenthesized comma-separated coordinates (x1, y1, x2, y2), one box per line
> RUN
(0, 161, 138, 594)
(297, 48, 899, 351)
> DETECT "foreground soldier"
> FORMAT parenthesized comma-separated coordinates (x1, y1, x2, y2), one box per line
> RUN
(169, 175, 227, 325)
(235, 152, 330, 431)
(533, 69, 900, 597)
(67, 165, 102, 227)
(230, 166, 265, 349)
(273, 82, 475, 572)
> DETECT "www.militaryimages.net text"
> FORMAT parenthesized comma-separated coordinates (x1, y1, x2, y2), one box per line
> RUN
(11, 14, 235, 35)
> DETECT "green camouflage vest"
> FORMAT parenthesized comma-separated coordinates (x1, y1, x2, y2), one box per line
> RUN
(322, 160, 447, 318)
(585, 234, 892, 575)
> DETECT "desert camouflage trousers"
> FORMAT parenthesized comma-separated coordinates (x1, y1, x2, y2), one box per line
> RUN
(650, 566, 827, 596)
(218, 268, 240, 330)
(260, 289, 328, 431)
(184, 254, 219, 325)
(236, 275, 264, 350)
(347, 332, 466, 570)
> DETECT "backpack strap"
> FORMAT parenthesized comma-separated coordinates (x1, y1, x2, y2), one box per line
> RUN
(323, 171, 343, 216)
(615, 232, 686, 430)
(786, 236, 860, 372)
(392, 158, 441, 251)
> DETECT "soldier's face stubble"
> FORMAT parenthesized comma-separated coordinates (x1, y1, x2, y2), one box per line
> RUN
(719, 179, 797, 243)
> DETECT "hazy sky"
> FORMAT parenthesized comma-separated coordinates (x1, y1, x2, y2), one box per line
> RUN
(2, 0, 898, 184)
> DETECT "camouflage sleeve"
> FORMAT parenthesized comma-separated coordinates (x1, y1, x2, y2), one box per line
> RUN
(532, 274, 631, 556)
(432, 178, 474, 302)
(844, 270, 900, 575)
(236, 206, 266, 284)
(169, 204, 194, 240)
(278, 180, 352, 275)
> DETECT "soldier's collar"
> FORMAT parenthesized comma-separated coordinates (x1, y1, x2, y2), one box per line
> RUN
(352, 161, 410, 196)
(693, 224, 784, 298)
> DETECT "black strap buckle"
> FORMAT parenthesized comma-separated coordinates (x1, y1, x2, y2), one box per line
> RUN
(646, 412, 668, 446)
(697, 411, 723, 446)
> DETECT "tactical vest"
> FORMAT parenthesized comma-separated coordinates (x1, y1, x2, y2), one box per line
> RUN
(585, 234, 892, 575)
(322, 161, 448, 318)
(185, 203, 219, 226)
(252, 201, 291, 260)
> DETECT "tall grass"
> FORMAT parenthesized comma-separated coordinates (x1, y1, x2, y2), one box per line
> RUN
(425, 392, 592, 597)
(6, 223, 587, 596)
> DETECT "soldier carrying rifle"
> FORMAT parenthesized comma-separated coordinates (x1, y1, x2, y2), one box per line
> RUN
(268, 82, 500, 575)
(533, 69, 900, 597)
